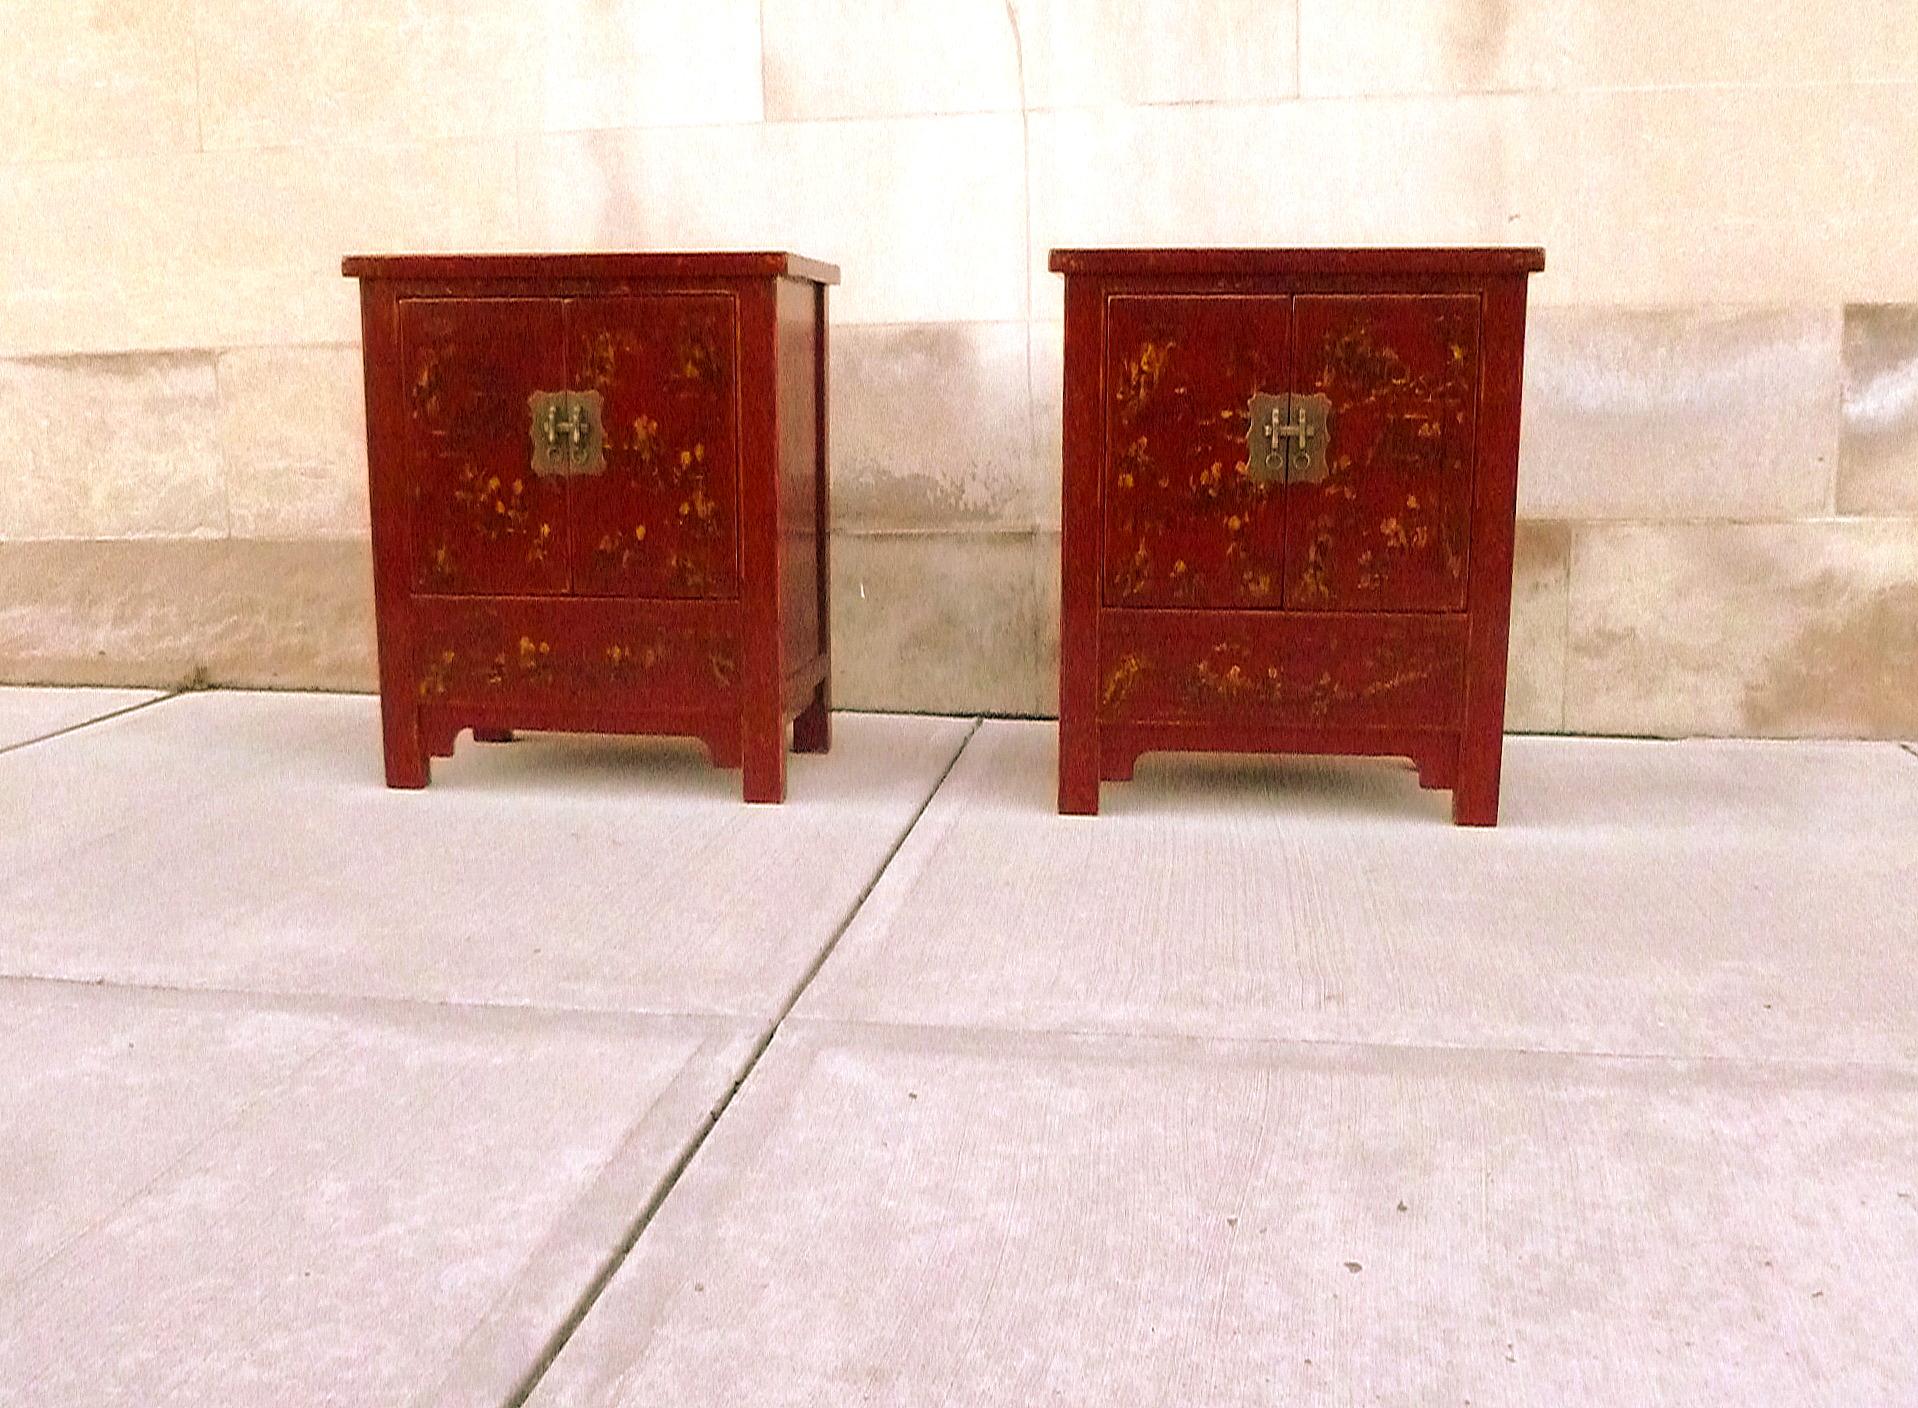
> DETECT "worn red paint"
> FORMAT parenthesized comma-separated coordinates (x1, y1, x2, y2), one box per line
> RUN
(1052, 247, 1544, 825)
(346, 252, 838, 801)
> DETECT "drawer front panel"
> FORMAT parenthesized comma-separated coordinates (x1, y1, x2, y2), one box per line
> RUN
(1103, 295, 1290, 610)
(567, 295, 741, 600)
(411, 597, 741, 712)
(1286, 294, 1480, 612)
(1098, 609, 1467, 728)
(401, 299, 569, 596)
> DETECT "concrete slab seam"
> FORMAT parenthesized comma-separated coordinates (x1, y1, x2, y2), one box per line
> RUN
(0, 973, 720, 1036)
(421, 1022, 754, 1408)
(0, 690, 186, 759)
(500, 717, 986, 1408)
(778, 1013, 1918, 1084)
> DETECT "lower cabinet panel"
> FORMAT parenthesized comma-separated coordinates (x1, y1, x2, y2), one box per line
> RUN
(410, 595, 742, 715)
(1098, 608, 1467, 729)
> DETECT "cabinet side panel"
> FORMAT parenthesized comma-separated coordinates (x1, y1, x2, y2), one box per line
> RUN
(1456, 275, 1531, 823)
(775, 278, 823, 683)
(737, 281, 787, 801)
(1059, 276, 1105, 812)
(358, 279, 425, 785)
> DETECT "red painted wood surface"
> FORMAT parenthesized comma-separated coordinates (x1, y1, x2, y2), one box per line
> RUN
(345, 252, 841, 284)
(1054, 247, 1542, 824)
(411, 596, 740, 713)
(1057, 276, 1105, 816)
(1098, 610, 1467, 729)
(1287, 294, 1479, 612)
(349, 254, 835, 801)
(1102, 295, 1289, 610)
(1050, 248, 1544, 277)
(790, 282, 832, 755)
(568, 294, 742, 599)
(401, 298, 568, 596)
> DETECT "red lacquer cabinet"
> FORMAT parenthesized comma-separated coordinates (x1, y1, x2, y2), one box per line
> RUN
(343, 253, 838, 802)
(1052, 248, 1544, 824)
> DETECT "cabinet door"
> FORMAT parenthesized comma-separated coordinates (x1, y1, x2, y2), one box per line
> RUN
(1103, 295, 1290, 610)
(567, 295, 741, 600)
(1285, 295, 1480, 612)
(401, 299, 569, 595)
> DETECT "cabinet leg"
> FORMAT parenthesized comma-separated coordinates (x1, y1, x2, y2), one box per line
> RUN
(382, 704, 429, 790)
(1058, 719, 1100, 815)
(792, 679, 831, 754)
(1100, 741, 1138, 783)
(472, 727, 514, 743)
(706, 727, 743, 770)
(742, 704, 787, 805)
(1417, 740, 1459, 792)
(1452, 745, 1503, 827)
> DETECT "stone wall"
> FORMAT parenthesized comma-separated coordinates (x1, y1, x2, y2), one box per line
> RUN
(3, 1, 1914, 735)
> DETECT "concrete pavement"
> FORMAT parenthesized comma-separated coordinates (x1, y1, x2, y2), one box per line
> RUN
(4, 693, 1914, 1406)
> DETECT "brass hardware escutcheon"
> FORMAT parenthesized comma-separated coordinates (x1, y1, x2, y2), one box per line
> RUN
(1246, 392, 1287, 482)
(1245, 391, 1333, 485)
(527, 390, 607, 478)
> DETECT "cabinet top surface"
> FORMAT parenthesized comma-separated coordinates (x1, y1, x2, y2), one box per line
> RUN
(1048, 247, 1545, 277)
(341, 251, 841, 285)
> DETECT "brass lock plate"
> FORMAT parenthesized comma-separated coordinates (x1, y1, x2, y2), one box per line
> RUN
(527, 390, 607, 478)
(1246, 392, 1288, 483)
(1289, 392, 1332, 485)
(1245, 391, 1333, 485)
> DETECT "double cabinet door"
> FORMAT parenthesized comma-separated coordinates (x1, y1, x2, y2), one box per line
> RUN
(400, 293, 741, 601)
(1103, 292, 1482, 614)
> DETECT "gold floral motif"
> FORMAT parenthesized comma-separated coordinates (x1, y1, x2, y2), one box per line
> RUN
(603, 641, 663, 681)
(451, 464, 534, 544)
(679, 485, 718, 524)
(1194, 645, 1256, 699)
(579, 331, 621, 389)
(1111, 541, 1152, 600)
(674, 330, 722, 385)
(630, 414, 662, 461)
(1160, 629, 1451, 721)
(1101, 653, 1146, 711)
(410, 350, 444, 423)
(1296, 315, 1479, 601)
(1294, 530, 1334, 603)
(417, 649, 455, 699)
(1116, 341, 1174, 424)
(593, 523, 650, 574)
(1360, 661, 1438, 699)
(508, 636, 554, 687)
